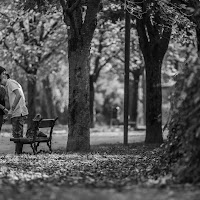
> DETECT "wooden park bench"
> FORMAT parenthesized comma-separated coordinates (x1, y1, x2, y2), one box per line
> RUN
(10, 117, 58, 154)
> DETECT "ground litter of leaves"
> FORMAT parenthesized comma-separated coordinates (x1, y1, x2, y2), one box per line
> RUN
(0, 143, 200, 200)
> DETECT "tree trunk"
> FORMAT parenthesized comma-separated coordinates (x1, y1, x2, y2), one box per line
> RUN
(40, 97, 48, 118)
(27, 74, 36, 128)
(136, 4, 172, 143)
(196, 28, 200, 54)
(142, 69, 146, 125)
(67, 48, 91, 151)
(130, 70, 140, 126)
(90, 75, 95, 128)
(145, 58, 163, 143)
(42, 76, 57, 119)
(60, 0, 100, 152)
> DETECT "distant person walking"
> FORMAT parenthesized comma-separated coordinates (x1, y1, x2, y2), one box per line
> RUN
(0, 66, 28, 154)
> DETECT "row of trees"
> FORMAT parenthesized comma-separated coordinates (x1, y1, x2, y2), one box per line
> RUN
(1, 0, 199, 153)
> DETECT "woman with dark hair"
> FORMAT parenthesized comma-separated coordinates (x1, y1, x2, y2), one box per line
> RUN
(0, 66, 9, 132)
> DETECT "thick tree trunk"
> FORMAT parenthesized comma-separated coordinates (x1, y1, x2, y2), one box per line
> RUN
(145, 59, 163, 143)
(67, 48, 90, 152)
(27, 74, 36, 128)
(60, 0, 100, 152)
(90, 75, 95, 128)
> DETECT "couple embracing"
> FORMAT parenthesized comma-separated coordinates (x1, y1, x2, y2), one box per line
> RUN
(0, 66, 28, 154)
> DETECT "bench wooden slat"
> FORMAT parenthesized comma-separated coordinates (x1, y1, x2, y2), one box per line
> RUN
(37, 119, 56, 128)
(10, 137, 49, 143)
(10, 137, 34, 144)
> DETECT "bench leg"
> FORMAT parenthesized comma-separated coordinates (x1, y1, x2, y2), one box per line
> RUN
(35, 142, 40, 152)
(15, 143, 23, 155)
(47, 141, 52, 153)
(30, 143, 37, 155)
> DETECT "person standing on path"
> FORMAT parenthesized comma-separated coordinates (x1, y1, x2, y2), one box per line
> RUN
(0, 66, 28, 154)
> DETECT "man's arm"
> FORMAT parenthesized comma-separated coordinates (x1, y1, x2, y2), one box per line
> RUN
(0, 104, 8, 114)
(12, 89, 22, 111)
(4, 94, 10, 110)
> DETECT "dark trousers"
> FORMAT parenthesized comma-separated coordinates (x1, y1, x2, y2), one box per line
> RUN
(11, 116, 27, 154)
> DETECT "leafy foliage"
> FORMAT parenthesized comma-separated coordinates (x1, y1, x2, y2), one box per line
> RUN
(0, 2, 68, 121)
(164, 49, 200, 183)
(16, 0, 59, 13)
(91, 1, 143, 123)
(0, 8, 66, 74)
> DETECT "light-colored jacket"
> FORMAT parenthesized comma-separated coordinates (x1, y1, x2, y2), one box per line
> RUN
(6, 79, 28, 118)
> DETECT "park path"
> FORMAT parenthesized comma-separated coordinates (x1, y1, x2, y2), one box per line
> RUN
(1, 184, 200, 200)
(0, 125, 168, 155)
(1, 126, 199, 200)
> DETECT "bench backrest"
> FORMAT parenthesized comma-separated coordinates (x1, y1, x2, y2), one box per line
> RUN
(33, 117, 58, 128)
(38, 119, 57, 128)
(32, 117, 58, 140)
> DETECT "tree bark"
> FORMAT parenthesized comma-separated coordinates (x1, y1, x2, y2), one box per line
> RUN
(130, 70, 140, 126)
(42, 76, 57, 119)
(90, 75, 95, 128)
(61, 0, 101, 152)
(142, 69, 146, 125)
(40, 93, 48, 118)
(67, 47, 91, 151)
(145, 58, 163, 143)
(196, 28, 200, 54)
(27, 74, 36, 128)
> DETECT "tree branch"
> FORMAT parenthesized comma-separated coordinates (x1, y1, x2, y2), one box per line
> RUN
(93, 49, 121, 82)
(40, 51, 54, 63)
(93, 34, 104, 78)
(136, 18, 149, 59)
(145, 15, 159, 42)
(40, 38, 67, 63)
(60, 0, 81, 14)
(0, 12, 10, 21)
(159, 26, 172, 60)
(59, 0, 67, 9)
(113, 54, 124, 63)
(19, 20, 29, 42)
(68, 0, 81, 13)
(14, 58, 28, 71)
(39, 21, 45, 42)
(42, 21, 59, 41)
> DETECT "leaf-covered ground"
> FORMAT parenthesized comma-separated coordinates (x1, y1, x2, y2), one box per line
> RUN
(1, 143, 200, 199)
